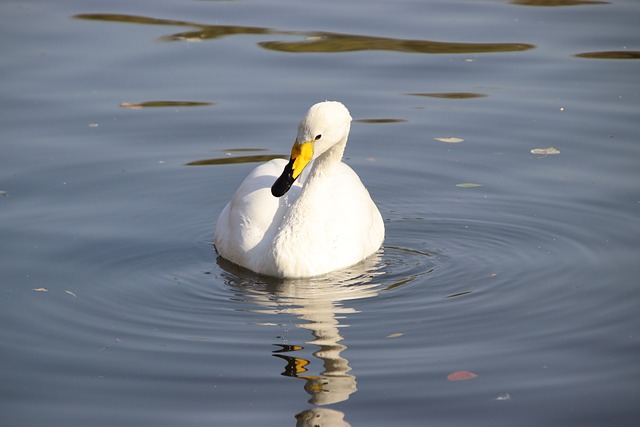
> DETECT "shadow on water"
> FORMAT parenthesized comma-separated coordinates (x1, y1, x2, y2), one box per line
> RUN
(73, 13, 535, 55)
(216, 246, 434, 425)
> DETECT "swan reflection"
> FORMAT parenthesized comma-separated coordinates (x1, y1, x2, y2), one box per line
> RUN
(295, 407, 351, 427)
(218, 252, 383, 419)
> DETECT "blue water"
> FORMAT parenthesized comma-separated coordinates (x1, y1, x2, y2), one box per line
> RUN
(1, 0, 639, 426)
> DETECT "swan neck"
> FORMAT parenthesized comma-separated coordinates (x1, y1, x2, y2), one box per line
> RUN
(287, 137, 346, 217)
(309, 137, 347, 180)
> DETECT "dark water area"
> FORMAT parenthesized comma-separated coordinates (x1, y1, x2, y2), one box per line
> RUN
(1, 0, 639, 426)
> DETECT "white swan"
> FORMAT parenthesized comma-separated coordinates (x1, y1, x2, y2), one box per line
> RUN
(215, 101, 384, 278)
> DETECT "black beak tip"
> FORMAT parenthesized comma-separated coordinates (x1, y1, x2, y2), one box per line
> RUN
(271, 159, 296, 197)
(271, 177, 291, 197)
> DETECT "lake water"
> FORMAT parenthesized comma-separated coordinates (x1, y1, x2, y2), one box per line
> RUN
(1, 0, 639, 426)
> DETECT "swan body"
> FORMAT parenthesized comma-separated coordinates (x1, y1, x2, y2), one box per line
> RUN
(215, 101, 384, 278)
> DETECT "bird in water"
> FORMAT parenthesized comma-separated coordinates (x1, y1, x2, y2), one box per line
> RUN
(215, 101, 384, 278)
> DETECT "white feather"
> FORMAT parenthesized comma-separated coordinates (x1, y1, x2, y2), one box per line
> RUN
(215, 101, 384, 278)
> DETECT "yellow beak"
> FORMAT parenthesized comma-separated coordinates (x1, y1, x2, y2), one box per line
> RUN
(271, 140, 314, 197)
(290, 140, 314, 179)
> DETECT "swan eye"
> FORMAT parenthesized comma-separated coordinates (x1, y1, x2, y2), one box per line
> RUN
(314, 134, 322, 140)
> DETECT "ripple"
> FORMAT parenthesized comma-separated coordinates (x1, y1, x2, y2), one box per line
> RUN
(213, 241, 439, 300)
(375, 192, 611, 310)
(377, 245, 437, 290)
(209, 193, 600, 310)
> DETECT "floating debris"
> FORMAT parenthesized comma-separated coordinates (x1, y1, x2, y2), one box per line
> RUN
(99, 338, 122, 352)
(447, 371, 478, 381)
(386, 333, 404, 339)
(530, 147, 560, 155)
(435, 137, 465, 143)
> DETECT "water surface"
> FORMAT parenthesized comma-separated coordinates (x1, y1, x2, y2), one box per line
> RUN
(1, 0, 639, 426)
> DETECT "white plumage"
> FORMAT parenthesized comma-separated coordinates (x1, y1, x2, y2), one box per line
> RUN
(215, 101, 384, 278)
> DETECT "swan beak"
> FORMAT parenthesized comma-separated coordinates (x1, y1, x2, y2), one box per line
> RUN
(271, 140, 313, 197)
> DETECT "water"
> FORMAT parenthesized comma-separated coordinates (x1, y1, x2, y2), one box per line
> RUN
(1, 0, 639, 426)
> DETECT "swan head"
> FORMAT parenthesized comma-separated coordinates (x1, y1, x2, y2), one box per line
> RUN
(271, 101, 352, 197)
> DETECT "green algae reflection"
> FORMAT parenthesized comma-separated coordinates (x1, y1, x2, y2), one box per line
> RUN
(120, 101, 213, 108)
(186, 154, 287, 166)
(258, 33, 534, 55)
(73, 13, 534, 55)
(575, 51, 640, 60)
(407, 92, 488, 99)
(353, 118, 407, 124)
(73, 13, 275, 42)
